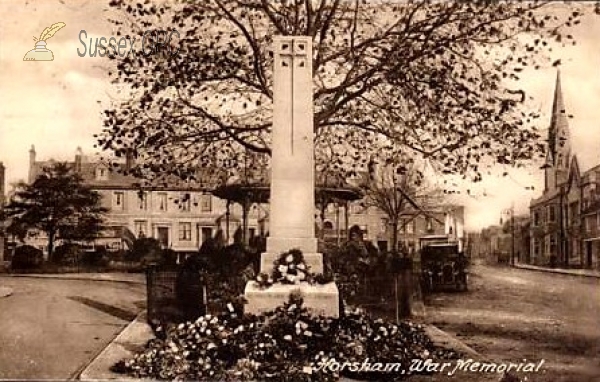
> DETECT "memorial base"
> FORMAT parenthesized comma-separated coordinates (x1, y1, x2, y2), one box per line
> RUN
(244, 281, 339, 317)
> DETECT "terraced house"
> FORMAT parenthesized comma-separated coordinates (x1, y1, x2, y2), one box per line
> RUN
(529, 72, 600, 269)
(26, 146, 262, 258)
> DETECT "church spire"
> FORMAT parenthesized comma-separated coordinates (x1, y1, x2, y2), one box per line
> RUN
(545, 70, 571, 189)
(548, 70, 571, 167)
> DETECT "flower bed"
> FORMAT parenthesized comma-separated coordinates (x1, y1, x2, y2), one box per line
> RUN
(113, 294, 459, 381)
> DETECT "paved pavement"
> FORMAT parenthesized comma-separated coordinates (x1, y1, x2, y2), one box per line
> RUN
(514, 263, 600, 278)
(425, 263, 600, 382)
(0, 286, 12, 298)
(3, 271, 145, 285)
(0, 276, 145, 380)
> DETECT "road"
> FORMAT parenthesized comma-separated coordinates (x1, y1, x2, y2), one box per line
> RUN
(423, 262, 600, 382)
(0, 276, 145, 380)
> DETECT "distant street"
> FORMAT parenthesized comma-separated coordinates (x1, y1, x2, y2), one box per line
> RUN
(0, 277, 145, 380)
(424, 262, 600, 382)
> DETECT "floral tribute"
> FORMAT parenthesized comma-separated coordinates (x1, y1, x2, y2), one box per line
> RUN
(112, 294, 459, 381)
(255, 248, 333, 288)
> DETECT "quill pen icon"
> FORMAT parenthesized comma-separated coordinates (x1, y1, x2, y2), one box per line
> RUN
(24, 22, 66, 61)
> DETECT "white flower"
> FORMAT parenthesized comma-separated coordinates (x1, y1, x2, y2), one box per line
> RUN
(296, 321, 308, 330)
(289, 263, 296, 270)
(284, 335, 293, 341)
(286, 274, 297, 283)
(297, 271, 306, 280)
(278, 265, 288, 273)
(286, 254, 294, 263)
(297, 263, 306, 270)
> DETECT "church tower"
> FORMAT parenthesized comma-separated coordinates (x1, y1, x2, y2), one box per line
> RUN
(544, 70, 571, 191)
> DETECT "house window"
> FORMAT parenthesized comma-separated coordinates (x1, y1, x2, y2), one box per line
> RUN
(533, 238, 541, 256)
(569, 202, 579, 225)
(549, 235, 557, 254)
(113, 192, 124, 210)
(584, 217, 590, 233)
(407, 220, 414, 234)
(399, 219, 406, 234)
(96, 167, 108, 180)
(380, 219, 387, 233)
(180, 194, 191, 212)
(179, 222, 192, 241)
(138, 192, 148, 210)
(426, 217, 433, 233)
(548, 205, 556, 222)
(533, 211, 540, 226)
(200, 194, 212, 212)
(134, 220, 147, 237)
(158, 193, 168, 211)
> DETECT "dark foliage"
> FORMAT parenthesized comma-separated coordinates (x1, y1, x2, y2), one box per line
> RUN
(11, 245, 43, 270)
(3, 163, 107, 258)
(51, 243, 83, 265)
(126, 237, 162, 262)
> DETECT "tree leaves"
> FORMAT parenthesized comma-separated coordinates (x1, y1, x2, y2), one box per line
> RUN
(3, 163, 108, 255)
(99, 0, 588, 185)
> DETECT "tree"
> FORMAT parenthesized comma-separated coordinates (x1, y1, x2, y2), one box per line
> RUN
(361, 153, 443, 254)
(3, 163, 107, 258)
(98, 0, 587, 185)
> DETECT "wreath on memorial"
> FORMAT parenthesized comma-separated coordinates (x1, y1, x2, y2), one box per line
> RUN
(255, 249, 333, 288)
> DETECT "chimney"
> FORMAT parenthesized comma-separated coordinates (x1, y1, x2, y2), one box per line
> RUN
(75, 147, 83, 173)
(28, 145, 36, 183)
(125, 149, 135, 172)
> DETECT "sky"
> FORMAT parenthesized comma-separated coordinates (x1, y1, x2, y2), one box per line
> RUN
(2, 1, 600, 231)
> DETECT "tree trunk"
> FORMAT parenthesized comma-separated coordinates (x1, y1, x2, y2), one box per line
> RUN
(242, 199, 250, 246)
(391, 220, 399, 254)
(319, 203, 326, 240)
(47, 229, 55, 262)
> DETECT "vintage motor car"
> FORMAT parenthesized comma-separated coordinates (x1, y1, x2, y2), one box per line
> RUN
(420, 242, 468, 292)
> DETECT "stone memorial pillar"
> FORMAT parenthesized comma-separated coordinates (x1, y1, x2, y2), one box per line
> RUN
(245, 36, 339, 317)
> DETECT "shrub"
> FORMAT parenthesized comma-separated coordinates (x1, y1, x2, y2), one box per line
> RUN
(11, 245, 43, 270)
(159, 248, 178, 268)
(81, 246, 109, 267)
(51, 243, 83, 265)
(127, 237, 161, 263)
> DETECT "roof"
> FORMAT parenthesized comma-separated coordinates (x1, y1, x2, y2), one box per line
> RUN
(530, 187, 561, 207)
(31, 160, 213, 191)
